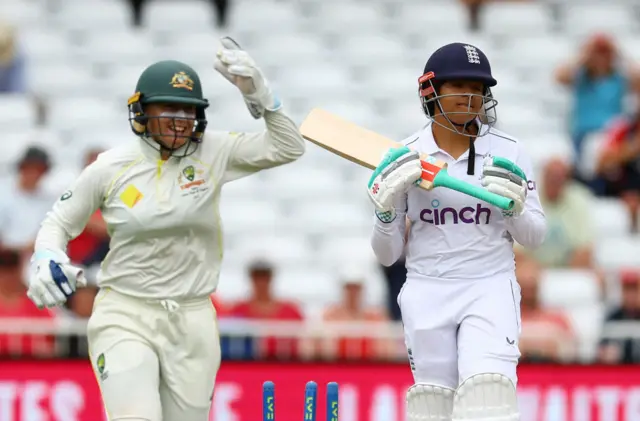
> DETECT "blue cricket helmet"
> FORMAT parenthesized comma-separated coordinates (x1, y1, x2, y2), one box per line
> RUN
(421, 42, 497, 88)
(418, 42, 499, 175)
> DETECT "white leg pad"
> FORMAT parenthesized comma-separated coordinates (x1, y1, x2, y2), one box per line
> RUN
(452, 373, 519, 421)
(406, 383, 455, 421)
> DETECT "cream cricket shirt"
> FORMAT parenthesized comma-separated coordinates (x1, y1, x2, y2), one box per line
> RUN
(371, 122, 547, 279)
(34, 110, 304, 300)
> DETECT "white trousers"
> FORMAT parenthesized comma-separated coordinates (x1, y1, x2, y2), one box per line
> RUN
(87, 288, 221, 421)
(398, 273, 521, 389)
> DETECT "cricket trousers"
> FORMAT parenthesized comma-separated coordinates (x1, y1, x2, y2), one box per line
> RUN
(398, 272, 522, 389)
(87, 288, 221, 421)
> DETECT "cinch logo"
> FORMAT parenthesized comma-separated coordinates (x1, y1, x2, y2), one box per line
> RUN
(419, 200, 492, 225)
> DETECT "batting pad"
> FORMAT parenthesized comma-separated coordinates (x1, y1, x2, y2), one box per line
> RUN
(406, 383, 455, 421)
(452, 373, 519, 421)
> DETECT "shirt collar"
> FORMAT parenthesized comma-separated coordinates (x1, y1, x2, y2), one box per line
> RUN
(417, 121, 492, 159)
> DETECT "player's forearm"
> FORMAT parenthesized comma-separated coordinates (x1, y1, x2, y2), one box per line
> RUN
(34, 213, 72, 257)
(261, 109, 306, 163)
(505, 209, 547, 249)
(371, 216, 406, 266)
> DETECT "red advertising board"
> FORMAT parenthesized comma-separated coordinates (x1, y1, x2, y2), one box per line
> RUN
(1, 361, 640, 421)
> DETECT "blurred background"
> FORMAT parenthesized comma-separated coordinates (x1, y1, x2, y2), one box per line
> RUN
(1, 0, 640, 420)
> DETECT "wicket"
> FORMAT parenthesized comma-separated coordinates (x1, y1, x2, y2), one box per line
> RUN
(262, 380, 339, 421)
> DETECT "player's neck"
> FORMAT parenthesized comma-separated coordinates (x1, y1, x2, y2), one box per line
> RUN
(431, 121, 474, 160)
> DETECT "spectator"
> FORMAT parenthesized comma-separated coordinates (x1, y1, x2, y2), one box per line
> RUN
(0, 248, 55, 357)
(321, 268, 392, 360)
(0, 20, 26, 93)
(517, 257, 577, 362)
(555, 33, 640, 167)
(459, 0, 534, 32)
(0, 146, 55, 260)
(67, 149, 109, 267)
(228, 259, 304, 359)
(521, 157, 595, 269)
(127, 0, 230, 28)
(594, 112, 640, 232)
(598, 270, 640, 364)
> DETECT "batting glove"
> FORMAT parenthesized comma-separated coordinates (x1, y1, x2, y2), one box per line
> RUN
(27, 249, 86, 309)
(481, 156, 527, 217)
(368, 146, 422, 223)
(214, 37, 282, 119)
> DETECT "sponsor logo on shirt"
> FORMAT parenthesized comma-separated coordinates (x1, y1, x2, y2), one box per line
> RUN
(120, 185, 143, 208)
(419, 200, 492, 225)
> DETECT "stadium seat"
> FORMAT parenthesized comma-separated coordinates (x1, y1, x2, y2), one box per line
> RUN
(0, 1, 44, 26)
(145, 1, 213, 32)
(539, 268, 604, 362)
(290, 201, 371, 236)
(317, 235, 378, 267)
(52, 0, 131, 31)
(18, 29, 77, 65)
(307, 2, 387, 34)
(479, 3, 554, 35)
(219, 199, 284, 237)
(592, 198, 632, 238)
(26, 63, 96, 98)
(394, 2, 468, 35)
(562, 4, 638, 37)
(595, 237, 640, 271)
(226, 233, 315, 268)
(540, 269, 600, 309)
(46, 97, 123, 132)
(229, 1, 302, 34)
(0, 94, 38, 129)
(82, 31, 156, 65)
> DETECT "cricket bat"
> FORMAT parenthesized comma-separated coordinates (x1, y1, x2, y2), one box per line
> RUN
(299, 108, 514, 211)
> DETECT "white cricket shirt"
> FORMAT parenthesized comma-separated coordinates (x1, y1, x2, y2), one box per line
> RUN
(371, 122, 546, 280)
(34, 110, 305, 300)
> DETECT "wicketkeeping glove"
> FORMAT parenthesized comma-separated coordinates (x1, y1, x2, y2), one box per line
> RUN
(214, 37, 282, 119)
(367, 146, 422, 223)
(481, 156, 527, 217)
(27, 249, 86, 309)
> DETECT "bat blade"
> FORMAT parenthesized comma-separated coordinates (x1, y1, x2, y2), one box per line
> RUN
(299, 108, 444, 189)
(299, 108, 514, 210)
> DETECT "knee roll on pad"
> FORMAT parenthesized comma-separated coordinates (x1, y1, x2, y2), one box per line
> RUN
(406, 383, 455, 421)
(452, 373, 519, 421)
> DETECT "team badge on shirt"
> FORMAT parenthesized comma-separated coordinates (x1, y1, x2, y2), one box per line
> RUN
(96, 353, 108, 381)
(178, 165, 208, 197)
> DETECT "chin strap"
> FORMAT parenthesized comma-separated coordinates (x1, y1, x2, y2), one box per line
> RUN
(467, 136, 475, 175)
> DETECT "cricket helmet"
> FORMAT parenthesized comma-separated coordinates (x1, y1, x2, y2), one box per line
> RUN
(128, 60, 209, 157)
(418, 42, 498, 138)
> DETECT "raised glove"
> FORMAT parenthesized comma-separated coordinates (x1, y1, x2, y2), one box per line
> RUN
(214, 37, 282, 119)
(27, 249, 86, 309)
(368, 146, 422, 223)
(481, 156, 527, 217)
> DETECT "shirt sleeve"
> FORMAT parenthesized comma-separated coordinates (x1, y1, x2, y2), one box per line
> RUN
(222, 109, 305, 183)
(504, 144, 547, 249)
(34, 157, 107, 257)
(370, 193, 408, 267)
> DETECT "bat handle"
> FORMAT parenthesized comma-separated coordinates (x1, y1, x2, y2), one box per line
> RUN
(433, 170, 514, 211)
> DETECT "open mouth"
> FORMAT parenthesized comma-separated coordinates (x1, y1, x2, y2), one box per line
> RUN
(168, 126, 187, 136)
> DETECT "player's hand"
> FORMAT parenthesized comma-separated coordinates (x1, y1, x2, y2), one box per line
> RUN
(367, 146, 422, 223)
(214, 37, 282, 119)
(27, 250, 87, 309)
(481, 156, 527, 217)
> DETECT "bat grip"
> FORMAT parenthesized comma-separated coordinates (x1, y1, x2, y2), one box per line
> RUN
(434, 171, 514, 210)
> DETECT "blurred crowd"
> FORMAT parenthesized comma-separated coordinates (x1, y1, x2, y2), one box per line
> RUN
(1, 0, 640, 367)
